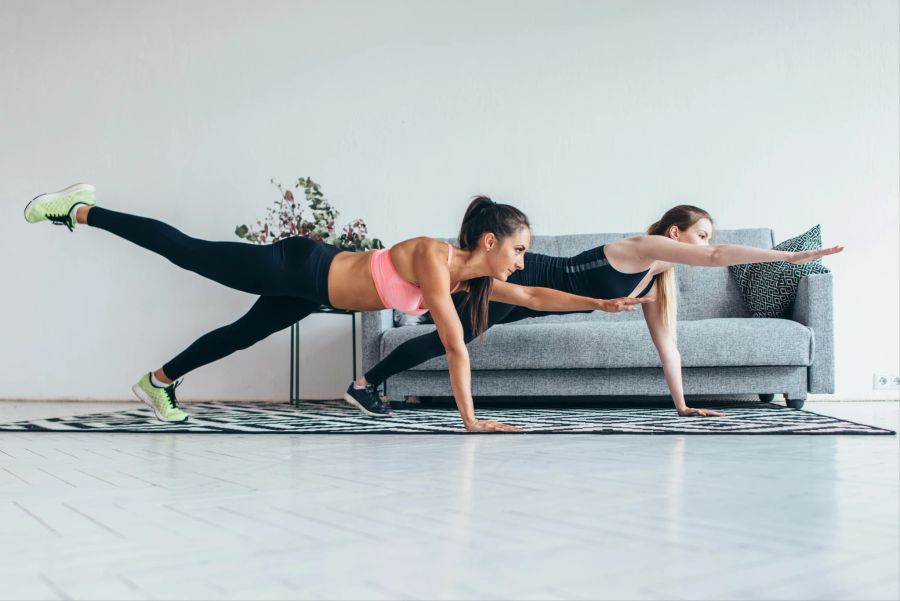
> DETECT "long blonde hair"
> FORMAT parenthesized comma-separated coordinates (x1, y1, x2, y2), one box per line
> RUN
(646, 205, 714, 339)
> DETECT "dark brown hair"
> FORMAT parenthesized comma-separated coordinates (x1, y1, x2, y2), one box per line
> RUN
(457, 196, 530, 338)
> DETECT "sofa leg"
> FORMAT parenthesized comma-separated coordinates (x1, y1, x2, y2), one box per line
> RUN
(759, 393, 775, 403)
(385, 397, 406, 409)
(784, 393, 807, 410)
(401, 396, 436, 405)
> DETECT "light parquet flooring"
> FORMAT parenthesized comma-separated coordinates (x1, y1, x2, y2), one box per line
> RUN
(1, 400, 897, 600)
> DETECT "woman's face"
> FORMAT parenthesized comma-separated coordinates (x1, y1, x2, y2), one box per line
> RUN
(669, 217, 713, 246)
(483, 227, 530, 280)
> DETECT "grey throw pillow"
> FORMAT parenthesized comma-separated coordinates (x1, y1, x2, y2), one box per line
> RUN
(729, 225, 831, 318)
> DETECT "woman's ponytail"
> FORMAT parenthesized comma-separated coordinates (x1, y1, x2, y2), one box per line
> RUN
(457, 196, 530, 338)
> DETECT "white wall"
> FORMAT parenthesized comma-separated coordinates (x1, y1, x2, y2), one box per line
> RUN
(1, 0, 897, 401)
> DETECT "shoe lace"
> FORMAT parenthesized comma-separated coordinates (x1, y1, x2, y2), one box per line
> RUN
(46, 212, 75, 232)
(163, 380, 182, 409)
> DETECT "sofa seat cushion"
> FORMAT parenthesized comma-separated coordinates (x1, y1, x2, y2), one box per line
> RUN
(380, 318, 813, 370)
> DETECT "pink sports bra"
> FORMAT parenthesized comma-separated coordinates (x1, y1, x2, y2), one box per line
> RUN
(370, 243, 460, 315)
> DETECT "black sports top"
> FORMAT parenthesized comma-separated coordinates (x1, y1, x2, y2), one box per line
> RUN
(508, 245, 657, 299)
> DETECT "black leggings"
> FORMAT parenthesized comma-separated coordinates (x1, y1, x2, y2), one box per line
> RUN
(87, 207, 339, 379)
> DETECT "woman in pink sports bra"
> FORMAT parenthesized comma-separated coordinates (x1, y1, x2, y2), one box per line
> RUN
(31, 184, 650, 431)
(332, 196, 651, 431)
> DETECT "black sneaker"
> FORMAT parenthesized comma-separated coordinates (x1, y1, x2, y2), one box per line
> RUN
(343, 383, 393, 418)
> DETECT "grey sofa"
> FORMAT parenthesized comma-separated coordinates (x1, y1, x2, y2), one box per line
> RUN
(361, 229, 834, 409)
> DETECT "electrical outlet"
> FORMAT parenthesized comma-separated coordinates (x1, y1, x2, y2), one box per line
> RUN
(873, 373, 900, 390)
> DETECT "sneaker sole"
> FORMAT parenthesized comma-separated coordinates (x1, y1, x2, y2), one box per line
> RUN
(24, 182, 96, 223)
(342, 392, 393, 418)
(131, 384, 189, 423)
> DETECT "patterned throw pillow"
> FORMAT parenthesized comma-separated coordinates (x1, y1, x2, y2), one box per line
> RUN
(729, 225, 831, 318)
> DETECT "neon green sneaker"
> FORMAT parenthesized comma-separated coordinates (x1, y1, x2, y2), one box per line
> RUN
(132, 373, 189, 423)
(24, 183, 96, 231)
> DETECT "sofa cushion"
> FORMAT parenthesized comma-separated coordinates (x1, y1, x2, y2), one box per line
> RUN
(380, 318, 813, 370)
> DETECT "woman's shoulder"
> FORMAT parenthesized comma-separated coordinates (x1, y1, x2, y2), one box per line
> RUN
(396, 235, 447, 247)
(604, 234, 647, 253)
(392, 237, 455, 269)
(609, 234, 680, 257)
(610, 233, 655, 245)
(396, 236, 453, 255)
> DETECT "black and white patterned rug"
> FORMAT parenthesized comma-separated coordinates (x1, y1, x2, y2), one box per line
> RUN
(0, 401, 894, 435)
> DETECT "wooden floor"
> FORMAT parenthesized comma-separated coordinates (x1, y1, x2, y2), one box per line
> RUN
(1, 400, 897, 600)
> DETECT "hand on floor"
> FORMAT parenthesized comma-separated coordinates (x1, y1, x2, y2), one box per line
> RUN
(465, 419, 523, 433)
(677, 407, 727, 417)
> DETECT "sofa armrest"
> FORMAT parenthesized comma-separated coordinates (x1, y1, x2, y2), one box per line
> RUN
(789, 273, 834, 393)
(361, 310, 394, 373)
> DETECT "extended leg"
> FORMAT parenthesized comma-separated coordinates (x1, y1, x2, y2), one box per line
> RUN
(86, 206, 319, 297)
(131, 296, 319, 422)
(162, 296, 320, 380)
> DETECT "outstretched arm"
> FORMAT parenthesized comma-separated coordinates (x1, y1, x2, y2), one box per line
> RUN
(415, 246, 520, 433)
(632, 235, 844, 268)
(641, 282, 725, 417)
(489, 279, 654, 313)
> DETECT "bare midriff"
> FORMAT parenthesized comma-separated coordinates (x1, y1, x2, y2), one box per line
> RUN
(327, 250, 385, 310)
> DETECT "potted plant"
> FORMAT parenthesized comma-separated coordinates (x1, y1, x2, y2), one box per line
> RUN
(236, 177, 384, 251)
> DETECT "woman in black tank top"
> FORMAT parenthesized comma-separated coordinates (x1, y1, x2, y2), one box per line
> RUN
(521, 245, 658, 300)
(361, 205, 842, 419)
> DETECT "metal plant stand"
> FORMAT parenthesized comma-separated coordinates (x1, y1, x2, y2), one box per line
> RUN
(289, 306, 357, 406)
